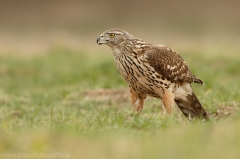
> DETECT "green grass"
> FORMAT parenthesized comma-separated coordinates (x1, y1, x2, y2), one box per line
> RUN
(0, 47, 240, 159)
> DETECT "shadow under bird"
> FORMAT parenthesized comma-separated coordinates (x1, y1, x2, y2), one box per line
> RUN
(97, 29, 208, 120)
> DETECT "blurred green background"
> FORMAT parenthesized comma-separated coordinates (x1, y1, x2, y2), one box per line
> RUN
(0, 1, 240, 159)
(0, 0, 240, 54)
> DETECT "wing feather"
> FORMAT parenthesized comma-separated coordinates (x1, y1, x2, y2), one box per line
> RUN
(144, 45, 203, 84)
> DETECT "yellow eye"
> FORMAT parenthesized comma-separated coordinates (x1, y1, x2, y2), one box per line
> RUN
(109, 33, 115, 38)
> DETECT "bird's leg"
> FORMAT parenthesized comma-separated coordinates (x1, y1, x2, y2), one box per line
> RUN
(161, 89, 175, 116)
(130, 89, 145, 115)
(160, 101, 168, 116)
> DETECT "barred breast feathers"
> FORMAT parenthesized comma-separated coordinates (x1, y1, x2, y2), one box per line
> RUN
(111, 34, 204, 85)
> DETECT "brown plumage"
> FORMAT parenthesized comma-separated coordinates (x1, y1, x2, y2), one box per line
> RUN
(97, 28, 208, 120)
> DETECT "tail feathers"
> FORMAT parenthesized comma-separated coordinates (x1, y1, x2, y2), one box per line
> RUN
(175, 92, 208, 120)
(193, 76, 204, 85)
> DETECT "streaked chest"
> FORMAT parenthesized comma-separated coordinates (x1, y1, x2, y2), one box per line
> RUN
(114, 53, 171, 97)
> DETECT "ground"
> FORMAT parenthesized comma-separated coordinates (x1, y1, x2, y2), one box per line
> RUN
(0, 47, 240, 159)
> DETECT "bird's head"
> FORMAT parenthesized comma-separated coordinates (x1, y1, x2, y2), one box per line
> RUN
(97, 29, 133, 48)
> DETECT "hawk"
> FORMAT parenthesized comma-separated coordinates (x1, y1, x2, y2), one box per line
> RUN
(96, 29, 208, 120)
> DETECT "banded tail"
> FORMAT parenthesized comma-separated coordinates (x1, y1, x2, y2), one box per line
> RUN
(175, 92, 208, 120)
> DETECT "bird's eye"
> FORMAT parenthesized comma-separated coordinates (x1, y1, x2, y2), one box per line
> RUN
(109, 33, 115, 38)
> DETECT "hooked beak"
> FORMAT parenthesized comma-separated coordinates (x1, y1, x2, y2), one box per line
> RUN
(96, 35, 108, 45)
(96, 36, 101, 44)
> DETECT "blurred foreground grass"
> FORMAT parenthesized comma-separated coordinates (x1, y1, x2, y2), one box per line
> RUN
(0, 48, 240, 159)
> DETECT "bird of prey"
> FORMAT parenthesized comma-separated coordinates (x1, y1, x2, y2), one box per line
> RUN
(96, 29, 208, 119)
